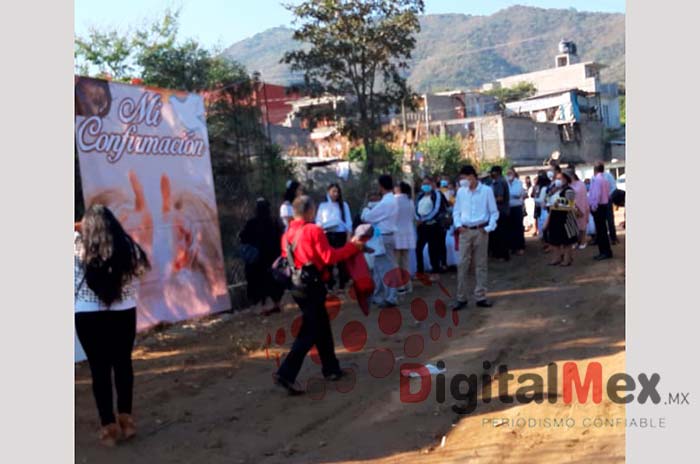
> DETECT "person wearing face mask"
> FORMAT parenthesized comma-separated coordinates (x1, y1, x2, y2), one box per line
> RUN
(506, 168, 526, 256)
(543, 172, 579, 266)
(489, 165, 510, 261)
(569, 171, 590, 250)
(439, 177, 456, 206)
(361, 175, 400, 308)
(450, 165, 499, 310)
(414, 176, 447, 280)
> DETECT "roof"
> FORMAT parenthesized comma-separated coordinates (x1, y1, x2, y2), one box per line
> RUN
(525, 88, 597, 100)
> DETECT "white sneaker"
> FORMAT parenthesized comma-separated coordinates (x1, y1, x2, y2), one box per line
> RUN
(578, 243, 587, 250)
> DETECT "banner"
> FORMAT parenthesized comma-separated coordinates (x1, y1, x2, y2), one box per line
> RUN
(75, 77, 231, 360)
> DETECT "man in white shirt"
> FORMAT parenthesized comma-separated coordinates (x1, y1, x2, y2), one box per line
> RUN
(451, 165, 499, 310)
(361, 175, 399, 307)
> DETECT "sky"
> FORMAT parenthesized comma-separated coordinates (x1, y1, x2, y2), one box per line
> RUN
(75, 0, 625, 50)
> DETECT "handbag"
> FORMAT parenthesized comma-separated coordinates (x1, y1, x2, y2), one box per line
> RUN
(271, 225, 321, 296)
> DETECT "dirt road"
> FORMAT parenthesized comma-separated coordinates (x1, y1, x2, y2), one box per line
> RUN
(75, 233, 625, 463)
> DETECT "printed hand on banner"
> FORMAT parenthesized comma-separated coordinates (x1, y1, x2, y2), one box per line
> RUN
(117, 170, 155, 256)
(158, 172, 227, 297)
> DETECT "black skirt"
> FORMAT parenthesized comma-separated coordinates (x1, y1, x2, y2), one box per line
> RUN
(547, 209, 579, 246)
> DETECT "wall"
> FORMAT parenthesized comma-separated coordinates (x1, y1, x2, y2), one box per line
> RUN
(492, 62, 599, 94)
(601, 95, 622, 129)
(501, 117, 606, 166)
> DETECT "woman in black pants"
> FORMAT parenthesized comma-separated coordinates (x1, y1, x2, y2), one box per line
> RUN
(315, 183, 353, 291)
(75, 205, 150, 446)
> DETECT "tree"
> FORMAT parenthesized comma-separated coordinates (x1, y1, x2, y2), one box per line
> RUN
(417, 135, 463, 177)
(75, 29, 133, 80)
(484, 81, 537, 109)
(283, 0, 425, 173)
(348, 141, 403, 175)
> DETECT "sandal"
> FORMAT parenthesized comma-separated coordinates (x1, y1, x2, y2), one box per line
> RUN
(98, 423, 121, 447)
(118, 413, 136, 440)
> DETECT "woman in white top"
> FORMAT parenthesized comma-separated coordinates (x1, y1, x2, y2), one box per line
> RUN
(394, 181, 416, 293)
(75, 205, 150, 447)
(315, 183, 353, 291)
(280, 180, 303, 231)
(506, 168, 526, 255)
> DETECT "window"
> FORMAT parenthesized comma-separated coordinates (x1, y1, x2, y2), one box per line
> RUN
(585, 66, 598, 79)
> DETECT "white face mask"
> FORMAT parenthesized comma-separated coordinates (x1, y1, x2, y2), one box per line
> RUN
(554, 179, 563, 188)
(459, 179, 470, 189)
(507, 175, 514, 182)
(547, 171, 555, 180)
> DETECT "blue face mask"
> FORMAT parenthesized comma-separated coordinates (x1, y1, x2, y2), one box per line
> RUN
(440, 180, 448, 188)
(421, 185, 432, 193)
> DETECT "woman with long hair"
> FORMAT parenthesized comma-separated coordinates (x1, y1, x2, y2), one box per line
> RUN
(239, 197, 285, 314)
(315, 183, 353, 291)
(394, 181, 416, 294)
(280, 180, 303, 231)
(75, 204, 150, 446)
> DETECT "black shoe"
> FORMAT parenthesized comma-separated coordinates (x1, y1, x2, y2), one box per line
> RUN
(273, 374, 305, 396)
(476, 300, 493, 308)
(449, 300, 468, 311)
(378, 300, 398, 309)
(593, 254, 613, 261)
(324, 370, 345, 381)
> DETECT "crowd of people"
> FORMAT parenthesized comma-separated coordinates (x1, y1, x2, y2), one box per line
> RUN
(74, 160, 624, 444)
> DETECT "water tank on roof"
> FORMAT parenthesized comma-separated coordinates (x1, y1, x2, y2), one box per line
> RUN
(558, 40, 577, 55)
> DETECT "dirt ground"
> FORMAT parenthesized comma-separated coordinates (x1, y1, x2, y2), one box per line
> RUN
(75, 228, 626, 464)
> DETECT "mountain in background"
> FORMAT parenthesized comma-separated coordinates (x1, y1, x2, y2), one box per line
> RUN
(222, 5, 624, 92)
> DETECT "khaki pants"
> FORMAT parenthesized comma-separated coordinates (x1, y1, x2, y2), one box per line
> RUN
(457, 228, 489, 303)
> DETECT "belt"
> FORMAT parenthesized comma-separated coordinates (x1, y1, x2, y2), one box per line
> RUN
(464, 222, 488, 230)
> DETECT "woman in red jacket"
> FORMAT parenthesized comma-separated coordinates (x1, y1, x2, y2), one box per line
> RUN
(274, 196, 365, 395)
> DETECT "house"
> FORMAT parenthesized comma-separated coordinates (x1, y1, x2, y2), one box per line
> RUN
(482, 40, 621, 130)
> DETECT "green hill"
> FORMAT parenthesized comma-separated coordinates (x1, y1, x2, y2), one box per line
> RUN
(222, 5, 624, 92)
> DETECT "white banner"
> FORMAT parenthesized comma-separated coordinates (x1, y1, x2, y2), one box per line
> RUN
(75, 77, 231, 361)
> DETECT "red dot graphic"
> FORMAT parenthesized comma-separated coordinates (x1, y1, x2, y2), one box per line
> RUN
(415, 273, 433, 287)
(430, 323, 441, 341)
(447, 327, 453, 338)
(342, 321, 367, 352)
(368, 348, 395, 378)
(306, 377, 326, 400)
(435, 299, 447, 318)
(383, 268, 411, 289)
(411, 298, 428, 321)
(291, 316, 302, 338)
(404, 334, 425, 358)
(335, 368, 357, 393)
(452, 309, 460, 327)
(326, 295, 341, 321)
(378, 307, 402, 335)
(275, 328, 286, 346)
(309, 345, 321, 365)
